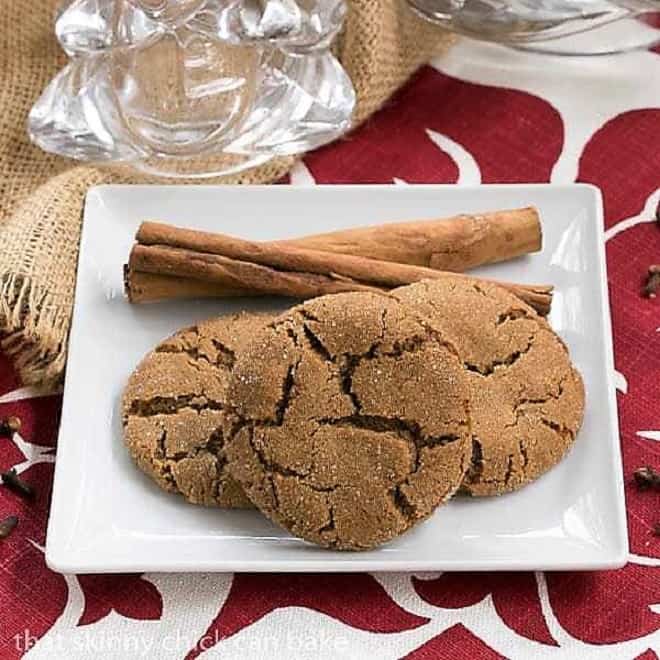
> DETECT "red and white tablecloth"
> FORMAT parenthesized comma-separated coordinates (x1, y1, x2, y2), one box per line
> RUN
(1, 37, 659, 659)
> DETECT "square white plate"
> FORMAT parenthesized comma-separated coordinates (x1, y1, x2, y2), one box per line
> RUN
(46, 184, 627, 574)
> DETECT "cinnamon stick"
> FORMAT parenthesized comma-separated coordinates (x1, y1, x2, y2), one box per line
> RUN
(128, 242, 552, 315)
(124, 266, 256, 303)
(282, 207, 542, 270)
(129, 245, 384, 299)
(134, 224, 547, 291)
(137, 207, 542, 272)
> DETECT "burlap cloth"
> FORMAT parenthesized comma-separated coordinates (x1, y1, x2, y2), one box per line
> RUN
(0, 0, 453, 386)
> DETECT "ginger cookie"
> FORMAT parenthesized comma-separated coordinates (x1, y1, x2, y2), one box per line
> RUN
(122, 312, 274, 508)
(393, 278, 585, 496)
(225, 292, 472, 550)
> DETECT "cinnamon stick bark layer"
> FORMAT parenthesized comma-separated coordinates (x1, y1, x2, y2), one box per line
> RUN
(129, 245, 384, 299)
(128, 241, 552, 315)
(123, 267, 256, 303)
(137, 207, 542, 272)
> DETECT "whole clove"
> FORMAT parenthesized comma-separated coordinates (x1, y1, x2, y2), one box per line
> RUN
(0, 416, 21, 436)
(633, 466, 660, 491)
(1, 469, 34, 499)
(644, 265, 660, 298)
(0, 515, 18, 540)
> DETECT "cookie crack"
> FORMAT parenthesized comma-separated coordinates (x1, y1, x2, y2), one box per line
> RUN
(156, 429, 176, 487)
(245, 425, 309, 480)
(496, 308, 533, 325)
(211, 339, 236, 369)
(245, 427, 282, 514)
(540, 417, 575, 442)
(471, 282, 490, 298)
(155, 328, 235, 370)
(339, 326, 453, 414)
(519, 439, 529, 471)
(127, 395, 225, 417)
(186, 427, 225, 459)
(392, 486, 417, 522)
(318, 500, 337, 537)
(319, 415, 458, 445)
(298, 308, 320, 323)
(423, 325, 462, 361)
(464, 336, 535, 376)
(299, 310, 461, 418)
(212, 456, 226, 503)
(504, 454, 515, 485)
(154, 326, 199, 355)
(515, 374, 567, 408)
(505, 375, 570, 429)
(302, 323, 333, 363)
(379, 307, 388, 344)
(250, 429, 345, 496)
(163, 426, 226, 462)
(239, 423, 347, 496)
(319, 414, 458, 486)
(320, 414, 414, 436)
(339, 356, 363, 412)
(273, 359, 300, 426)
(464, 437, 484, 487)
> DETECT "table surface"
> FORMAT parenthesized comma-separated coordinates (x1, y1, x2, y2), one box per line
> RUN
(1, 38, 659, 660)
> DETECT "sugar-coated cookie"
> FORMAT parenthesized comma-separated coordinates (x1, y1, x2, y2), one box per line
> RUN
(122, 312, 273, 507)
(225, 292, 472, 550)
(393, 278, 585, 496)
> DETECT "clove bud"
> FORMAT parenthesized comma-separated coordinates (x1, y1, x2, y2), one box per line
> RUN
(644, 266, 660, 299)
(0, 515, 18, 540)
(633, 466, 660, 491)
(1, 469, 35, 499)
(0, 416, 21, 436)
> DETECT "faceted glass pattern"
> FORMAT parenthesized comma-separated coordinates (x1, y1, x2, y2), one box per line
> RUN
(30, 0, 354, 178)
(408, 0, 660, 55)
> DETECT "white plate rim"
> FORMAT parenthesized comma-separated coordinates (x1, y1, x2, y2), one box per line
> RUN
(45, 182, 629, 574)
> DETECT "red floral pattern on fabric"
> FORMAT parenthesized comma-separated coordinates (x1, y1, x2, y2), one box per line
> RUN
(0, 388, 162, 653)
(305, 67, 563, 185)
(577, 110, 660, 230)
(0, 539, 67, 659)
(606, 223, 660, 557)
(0, 356, 63, 659)
(636, 650, 659, 660)
(77, 575, 163, 626)
(413, 573, 557, 645)
(0, 53, 659, 658)
(579, 111, 660, 561)
(546, 566, 660, 644)
(404, 623, 505, 659)
(187, 573, 428, 658)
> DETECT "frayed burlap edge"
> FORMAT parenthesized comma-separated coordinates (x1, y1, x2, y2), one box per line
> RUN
(0, 0, 453, 387)
(0, 157, 296, 387)
(1, 278, 71, 385)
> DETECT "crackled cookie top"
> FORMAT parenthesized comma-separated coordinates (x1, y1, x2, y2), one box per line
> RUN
(122, 312, 273, 508)
(225, 292, 472, 550)
(393, 278, 585, 496)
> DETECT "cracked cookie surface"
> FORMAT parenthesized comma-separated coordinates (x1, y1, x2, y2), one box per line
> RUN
(225, 292, 472, 550)
(122, 312, 273, 508)
(393, 278, 585, 496)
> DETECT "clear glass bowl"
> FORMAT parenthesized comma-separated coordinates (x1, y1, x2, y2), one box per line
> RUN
(28, 0, 355, 178)
(408, 0, 660, 55)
